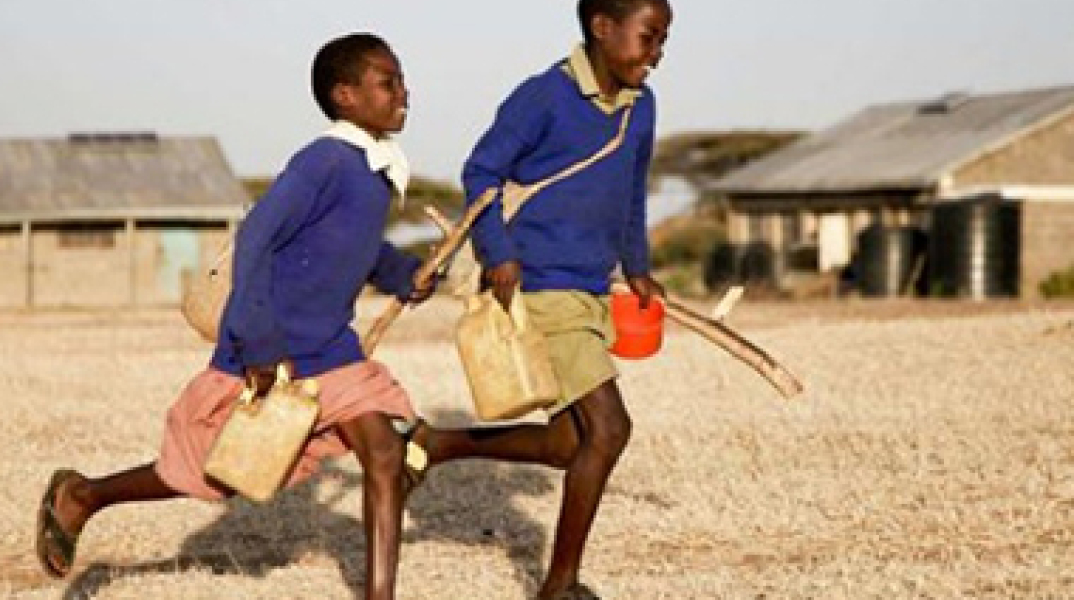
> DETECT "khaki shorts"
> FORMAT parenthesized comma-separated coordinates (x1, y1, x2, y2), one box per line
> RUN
(523, 290, 617, 413)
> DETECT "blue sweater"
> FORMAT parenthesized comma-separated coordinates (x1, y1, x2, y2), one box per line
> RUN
(210, 138, 419, 378)
(462, 60, 655, 294)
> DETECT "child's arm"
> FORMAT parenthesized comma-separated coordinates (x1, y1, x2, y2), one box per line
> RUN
(221, 163, 322, 370)
(462, 78, 550, 271)
(621, 109, 654, 280)
(620, 97, 664, 306)
(368, 242, 422, 300)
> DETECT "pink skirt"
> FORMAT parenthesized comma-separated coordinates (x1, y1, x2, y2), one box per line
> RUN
(155, 360, 416, 500)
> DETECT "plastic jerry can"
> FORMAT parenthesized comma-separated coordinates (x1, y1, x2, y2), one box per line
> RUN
(455, 290, 561, 421)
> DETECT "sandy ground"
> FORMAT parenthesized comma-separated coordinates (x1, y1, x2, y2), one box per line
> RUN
(2, 296, 1074, 599)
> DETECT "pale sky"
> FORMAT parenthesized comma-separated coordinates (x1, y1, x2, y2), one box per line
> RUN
(2, 0, 1072, 189)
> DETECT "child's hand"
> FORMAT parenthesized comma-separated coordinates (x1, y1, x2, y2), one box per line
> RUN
(243, 359, 295, 397)
(485, 260, 521, 311)
(407, 277, 437, 305)
(626, 274, 665, 308)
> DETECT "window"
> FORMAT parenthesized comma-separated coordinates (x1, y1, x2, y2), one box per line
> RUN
(58, 225, 117, 249)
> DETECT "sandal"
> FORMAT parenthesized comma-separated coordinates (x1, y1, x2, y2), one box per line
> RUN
(554, 583, 601, 599)
(397, 419, 429, 492)
(35, 469, 84, 579)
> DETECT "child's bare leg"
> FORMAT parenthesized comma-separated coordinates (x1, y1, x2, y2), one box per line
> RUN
(53, 463, 179, 530)
(416, 407, 582, 470)
(413, 379, 630, 598)
(538, 380, 631, 599)
(337, 413, 407, 600)
(41, 463, 180, 574)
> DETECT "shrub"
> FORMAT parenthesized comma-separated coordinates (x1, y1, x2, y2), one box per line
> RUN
(651, 224, 724, 269)
(1040, 265, 1074, 298)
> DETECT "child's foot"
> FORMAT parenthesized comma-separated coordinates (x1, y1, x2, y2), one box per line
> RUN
(536, 582, 601, 600)
(35, 469, 92, 578)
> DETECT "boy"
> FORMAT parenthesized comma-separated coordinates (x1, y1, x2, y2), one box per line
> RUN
(407, 1, 673, 598)
(35, 33, 429, 600)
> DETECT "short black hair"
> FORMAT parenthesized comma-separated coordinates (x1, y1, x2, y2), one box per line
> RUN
(577, 0, 668, 44)
(311, 33, 392, 120)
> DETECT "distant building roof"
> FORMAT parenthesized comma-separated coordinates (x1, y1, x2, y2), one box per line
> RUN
(0, 133, 248, 223)
(710, 85, 1074, 195)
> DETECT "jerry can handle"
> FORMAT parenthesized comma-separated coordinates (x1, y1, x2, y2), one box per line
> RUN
(239, 362, 296, 407)
(506, 285, 529, 333)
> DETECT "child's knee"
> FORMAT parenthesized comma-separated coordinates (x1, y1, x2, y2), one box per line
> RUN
(576, 388, 633, 455)
(599, 412, 632, 454)
(582, 410, 631, 460)
(367, 436, 405, 475)
(342, 416, 406, 479)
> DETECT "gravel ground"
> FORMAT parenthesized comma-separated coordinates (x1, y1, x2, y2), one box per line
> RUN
(2, 296, 1073, 599)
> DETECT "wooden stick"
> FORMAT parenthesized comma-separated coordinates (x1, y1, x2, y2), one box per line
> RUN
(711, 285, 744, 320)
(665, 298, 804, 399)
(361, 188, 498, 354)
(424, 205, 453, 235)
(613, 282, 804, 399)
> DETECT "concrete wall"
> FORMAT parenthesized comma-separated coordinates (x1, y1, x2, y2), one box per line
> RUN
(954, 111, 1074, 187)
(31, 225, 130, 307)
(1020, 201, 1074, 299)
(0, 227, 27, 306)
(0, 222, 231, 308)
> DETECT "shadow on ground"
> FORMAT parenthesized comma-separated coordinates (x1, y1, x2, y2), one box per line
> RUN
(60, 409, 557, 599)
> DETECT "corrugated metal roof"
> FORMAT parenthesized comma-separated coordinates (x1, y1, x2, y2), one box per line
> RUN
(711, 85, 1074, 194)
(0, 134, 248, 222)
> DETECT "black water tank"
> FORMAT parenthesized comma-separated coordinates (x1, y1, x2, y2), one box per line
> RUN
(855, 225, 926, 297)
(704, 241, 777, 290)
(739, 241, 776, 287)
(704, 242, 744, 289)
(928, 198, 1020, 299)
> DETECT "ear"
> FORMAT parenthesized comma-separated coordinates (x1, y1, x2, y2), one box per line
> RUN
(591, 13, 614, 42)
(331, 82, 358, 113)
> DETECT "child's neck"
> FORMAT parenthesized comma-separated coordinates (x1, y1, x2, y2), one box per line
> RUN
(584, 46, 622, 99)
(362, 127, 387, 141)
(342, 118, 387, 141)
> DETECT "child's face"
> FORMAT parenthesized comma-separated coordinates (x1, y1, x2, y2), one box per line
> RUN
(596, 0, 672, 91)
(334, 48, 409, 138)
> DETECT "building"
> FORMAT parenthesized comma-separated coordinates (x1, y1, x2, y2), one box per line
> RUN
(0, 133, 247, 307)
(709, 85, 1074, 299)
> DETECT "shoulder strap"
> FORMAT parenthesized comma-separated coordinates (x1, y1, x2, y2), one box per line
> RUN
(501, 105, 633, 221)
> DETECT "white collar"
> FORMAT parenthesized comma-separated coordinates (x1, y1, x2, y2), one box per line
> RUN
(321, 121, 409, 203)
(565, 43, 640, 112)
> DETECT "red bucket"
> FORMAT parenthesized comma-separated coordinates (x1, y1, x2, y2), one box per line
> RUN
(609, 290, 665, 359)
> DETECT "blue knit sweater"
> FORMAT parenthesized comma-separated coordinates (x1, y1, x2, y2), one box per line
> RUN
(210, 138, 419, 378)
(462, 59, 655, 294)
